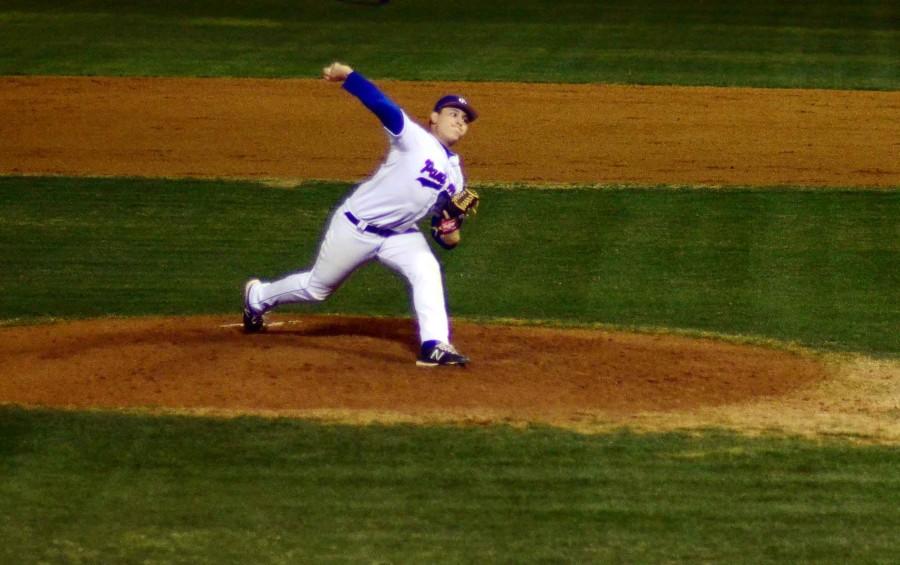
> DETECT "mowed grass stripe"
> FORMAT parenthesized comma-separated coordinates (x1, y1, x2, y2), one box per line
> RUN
(1, 407, 899, 563)
(0, 0, 896, 89)
(1, 176, 896, 355)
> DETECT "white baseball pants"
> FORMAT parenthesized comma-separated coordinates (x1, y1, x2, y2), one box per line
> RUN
(247, 209, 450, 345)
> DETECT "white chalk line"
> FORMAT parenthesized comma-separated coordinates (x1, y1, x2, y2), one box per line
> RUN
(219, 320, 307, 329)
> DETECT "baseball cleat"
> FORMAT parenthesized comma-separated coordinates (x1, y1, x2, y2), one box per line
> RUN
(242, 278, 266, 333)
(416, 341, 469, 367)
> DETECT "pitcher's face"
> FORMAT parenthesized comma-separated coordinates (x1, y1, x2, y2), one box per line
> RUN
(430, 107, 470, 147)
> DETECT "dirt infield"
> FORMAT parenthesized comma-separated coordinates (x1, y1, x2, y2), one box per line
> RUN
(2, 76, 898, 187)
(1, 76, 898, 441)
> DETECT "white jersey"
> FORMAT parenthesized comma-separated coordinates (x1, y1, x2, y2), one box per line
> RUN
(342, 111, 464, 233)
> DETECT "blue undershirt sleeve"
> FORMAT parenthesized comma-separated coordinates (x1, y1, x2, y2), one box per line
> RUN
(342, 71, 404, 135)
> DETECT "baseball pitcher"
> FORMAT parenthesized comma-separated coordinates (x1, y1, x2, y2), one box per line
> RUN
(242, 62, 479, 367)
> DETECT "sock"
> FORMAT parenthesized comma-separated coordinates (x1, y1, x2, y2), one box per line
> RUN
(420, 339, 440, 355)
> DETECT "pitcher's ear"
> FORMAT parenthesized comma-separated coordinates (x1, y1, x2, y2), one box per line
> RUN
(429, 111, 439, 126)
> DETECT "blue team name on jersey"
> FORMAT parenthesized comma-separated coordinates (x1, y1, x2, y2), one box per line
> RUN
(416, 159, 447, 190)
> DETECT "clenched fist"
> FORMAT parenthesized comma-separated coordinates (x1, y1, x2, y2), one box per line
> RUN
(323, 62, 353, 82)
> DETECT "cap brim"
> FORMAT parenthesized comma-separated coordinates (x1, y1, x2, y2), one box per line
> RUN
(440, 102, 478, 123)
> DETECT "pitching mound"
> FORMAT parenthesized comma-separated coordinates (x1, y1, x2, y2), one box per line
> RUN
(0, 313, 818, 414)
(3, 315, 898, 442)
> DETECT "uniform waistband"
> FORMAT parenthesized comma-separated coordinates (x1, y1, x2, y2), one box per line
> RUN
(344, 211, 415, 238)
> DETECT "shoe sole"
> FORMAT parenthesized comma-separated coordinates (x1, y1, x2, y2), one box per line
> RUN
(415, 359, 469, 367)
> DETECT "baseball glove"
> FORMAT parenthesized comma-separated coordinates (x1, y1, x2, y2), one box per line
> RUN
(430, 187, 479, 249)
(446, 187, 480, 219)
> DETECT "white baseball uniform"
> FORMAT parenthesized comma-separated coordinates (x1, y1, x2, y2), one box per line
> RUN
(246, 73, 465, 346)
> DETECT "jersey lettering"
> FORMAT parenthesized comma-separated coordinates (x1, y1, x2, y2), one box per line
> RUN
(345, 114, 463, 230)
(420, 160, 447, 184)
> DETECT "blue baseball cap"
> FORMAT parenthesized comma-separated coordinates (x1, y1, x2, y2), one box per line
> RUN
(433, 95, 478, 122)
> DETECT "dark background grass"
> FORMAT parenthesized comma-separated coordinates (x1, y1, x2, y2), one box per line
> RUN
(1, 0, 897, 88)
(1, 177, 897, 355)
(2, 407, 899, 563)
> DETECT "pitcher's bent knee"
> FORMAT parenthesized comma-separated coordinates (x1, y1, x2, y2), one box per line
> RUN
(306, 283, 333, 302)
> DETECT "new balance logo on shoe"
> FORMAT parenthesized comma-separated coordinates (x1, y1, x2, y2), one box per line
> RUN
(416, 341, 470, 367)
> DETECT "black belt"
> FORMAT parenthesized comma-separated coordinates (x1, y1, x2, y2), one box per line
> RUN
(344, 211, 413, 238)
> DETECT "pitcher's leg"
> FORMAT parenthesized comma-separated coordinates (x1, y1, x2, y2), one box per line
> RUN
(249, 214, 377, 313)
(378, 232, 450, 345)
(253, 271, 326, 310)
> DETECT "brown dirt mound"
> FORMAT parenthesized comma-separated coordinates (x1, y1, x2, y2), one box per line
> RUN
(1, 314, 824, 419)
(3, 315, 898, 442)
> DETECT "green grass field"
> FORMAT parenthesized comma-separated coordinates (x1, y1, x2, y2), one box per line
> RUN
(1, 177, 897, 355)
(2, 1, 899, 562)
(1, 0, 897, 88)
(3, 408, 900, 563)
